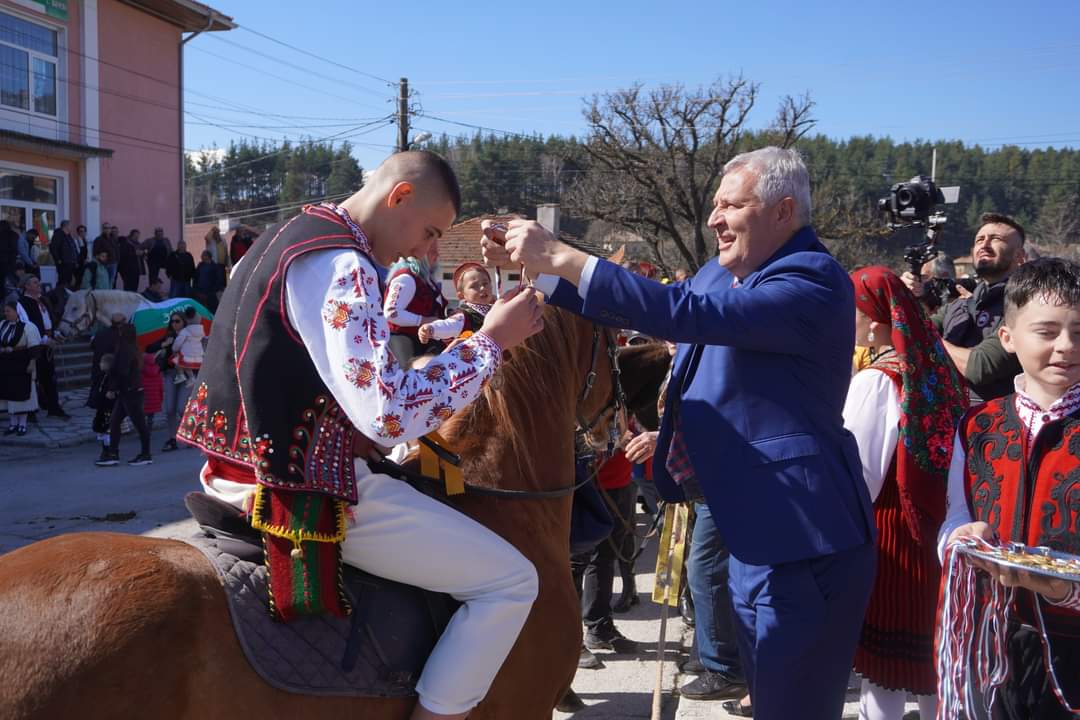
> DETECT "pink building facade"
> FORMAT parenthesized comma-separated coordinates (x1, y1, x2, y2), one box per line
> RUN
(0, 0, 232, 277)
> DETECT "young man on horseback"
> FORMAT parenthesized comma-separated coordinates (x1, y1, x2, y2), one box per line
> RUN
(181, 150, 545, 720)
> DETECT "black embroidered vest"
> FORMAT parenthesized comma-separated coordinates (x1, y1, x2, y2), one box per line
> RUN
(178, 205, 373, 503)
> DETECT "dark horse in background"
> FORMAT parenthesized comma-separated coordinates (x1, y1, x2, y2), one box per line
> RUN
(0, 308, 671, 720)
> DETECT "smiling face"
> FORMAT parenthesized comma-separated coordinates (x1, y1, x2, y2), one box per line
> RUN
(457, 268, 494, 305)
(706, 169, 793, 279)
(1000, 294, 1080, 403)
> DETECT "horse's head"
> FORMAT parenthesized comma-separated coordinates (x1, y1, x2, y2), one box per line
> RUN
(616, 341, 673, 432)
(56, 290, 95, 339)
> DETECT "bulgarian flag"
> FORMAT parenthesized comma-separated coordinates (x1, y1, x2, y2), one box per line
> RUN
(131, 297, 214, 351)
(33, 214, 50, 245)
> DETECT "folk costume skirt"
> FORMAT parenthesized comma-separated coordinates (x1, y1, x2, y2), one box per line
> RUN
(853, 470, 940, 695)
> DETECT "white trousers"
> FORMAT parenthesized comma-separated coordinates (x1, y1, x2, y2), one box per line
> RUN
(858, 679, 938, 720)
(201, 459, 539, 715)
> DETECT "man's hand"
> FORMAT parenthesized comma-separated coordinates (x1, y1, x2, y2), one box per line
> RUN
(625, 431, 659, 464)
(900, 271, 925, 298)
(503, 220, 589, 284)
(480, 220, 511, 268)
(418, 323, 434, 344)
(479, 285, 545, 350)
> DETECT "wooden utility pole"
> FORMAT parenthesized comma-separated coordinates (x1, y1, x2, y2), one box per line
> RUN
(397, 77, 409, 153)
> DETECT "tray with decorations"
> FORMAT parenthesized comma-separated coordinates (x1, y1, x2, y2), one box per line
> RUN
(960, 542, 1080, 583)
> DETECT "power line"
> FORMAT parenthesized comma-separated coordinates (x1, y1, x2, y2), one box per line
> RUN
(237, 25, 396, 87)
(185, 118, 384, 130)
(188, 191, 355, 224)
(415, 113, 537, 139)
(183, 98, 382, 124)
(187, 45, 390, 112)
(204, 33, 390, 100)
(186, 118, 394, 179)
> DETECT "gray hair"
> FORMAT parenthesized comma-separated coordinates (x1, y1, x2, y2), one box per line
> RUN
(723, 147, 812, 226)
(929, 254, 955, 279)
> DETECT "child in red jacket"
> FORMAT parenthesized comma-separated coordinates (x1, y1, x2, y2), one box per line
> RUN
(141, 351, 163, 430)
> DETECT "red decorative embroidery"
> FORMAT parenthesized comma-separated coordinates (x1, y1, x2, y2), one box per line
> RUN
(178, 382, 273, 470)
(344, 358, 376, 388)
(374, 413, 404, 439)
(424, 363, 447, 383)
(323, 300, 356, 330)
(428, 402, 453, 424)
(287, 395, 358, 500)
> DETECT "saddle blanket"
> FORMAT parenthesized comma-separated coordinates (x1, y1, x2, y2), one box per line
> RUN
(185, 534, 456, 698)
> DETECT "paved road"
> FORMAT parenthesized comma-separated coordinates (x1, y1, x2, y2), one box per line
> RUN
(0, 440, 203, 553)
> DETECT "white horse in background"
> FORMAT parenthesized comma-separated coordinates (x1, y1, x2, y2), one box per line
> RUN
(55, 290, 149, 339)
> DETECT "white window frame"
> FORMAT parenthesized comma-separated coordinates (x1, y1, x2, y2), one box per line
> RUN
(0, 159, 68, 233)
(0, 6, 64, 140)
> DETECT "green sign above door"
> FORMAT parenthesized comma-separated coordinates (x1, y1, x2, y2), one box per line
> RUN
(30, 0, 67, 21)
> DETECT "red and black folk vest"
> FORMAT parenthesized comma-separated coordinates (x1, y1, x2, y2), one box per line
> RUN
(458, 303, 488, 336)
(386, 268, 447, 338)
(962, 396, 1080, 635)
(177, 204, 374, 504)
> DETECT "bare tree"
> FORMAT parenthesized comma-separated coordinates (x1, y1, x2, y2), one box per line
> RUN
(565, 76, 815, 270)
(811, 175, 896, 269)
(1033, 192, 1080, 247)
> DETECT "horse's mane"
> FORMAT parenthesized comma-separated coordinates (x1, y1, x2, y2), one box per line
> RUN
(444, 306, 583, 480)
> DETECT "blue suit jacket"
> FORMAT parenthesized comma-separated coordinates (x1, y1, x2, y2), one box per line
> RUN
(549, 227, 874, 566)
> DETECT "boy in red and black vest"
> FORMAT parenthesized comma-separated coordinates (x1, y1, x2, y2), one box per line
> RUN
(940, 257, 1080, 719)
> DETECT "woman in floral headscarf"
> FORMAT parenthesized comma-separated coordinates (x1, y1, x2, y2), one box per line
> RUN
(843, 266, 968, 720)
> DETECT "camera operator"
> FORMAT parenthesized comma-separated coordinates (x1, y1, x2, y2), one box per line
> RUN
(916, 254, 966, 314)
(902, 212, 1025, 402)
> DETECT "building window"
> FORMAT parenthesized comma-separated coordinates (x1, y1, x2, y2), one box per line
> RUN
(0, 11, 57, 117)
(443, 272, 453, 280)
(508, 273, 521, 281)
(0, 169, 59, 238)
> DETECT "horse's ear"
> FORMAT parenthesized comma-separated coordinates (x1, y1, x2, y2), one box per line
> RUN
(607, 245, 625, 265)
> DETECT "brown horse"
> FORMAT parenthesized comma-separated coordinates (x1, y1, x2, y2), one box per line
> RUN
(0, 308, 660, 720)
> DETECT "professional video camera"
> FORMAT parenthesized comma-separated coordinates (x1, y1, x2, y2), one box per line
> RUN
(878, 175, 960, 275)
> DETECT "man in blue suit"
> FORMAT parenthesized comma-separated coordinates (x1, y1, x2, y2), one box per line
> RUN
(482, 147, 876, 720)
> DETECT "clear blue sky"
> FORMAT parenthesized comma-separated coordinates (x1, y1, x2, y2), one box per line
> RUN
(182, 0, 1080, 174)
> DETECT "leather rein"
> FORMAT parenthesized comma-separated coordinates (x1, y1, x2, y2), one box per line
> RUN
(373, 325, 627, 501)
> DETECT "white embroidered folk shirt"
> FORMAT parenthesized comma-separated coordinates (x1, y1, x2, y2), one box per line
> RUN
(938, 376, 1080, 611)
(285, 248, 502, 447)
(842, 366, 902, 503)
(424, 303, 493, 341)
(383, 272, 436, 327)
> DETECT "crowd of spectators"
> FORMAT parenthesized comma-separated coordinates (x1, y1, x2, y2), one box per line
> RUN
(0, 220, 257, 314)
(0, 219, 250, 440)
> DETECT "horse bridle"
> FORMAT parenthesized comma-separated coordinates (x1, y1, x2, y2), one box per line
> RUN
(371, 323, 628, 500)
(575, 326, 627, 451)
(59, 290, 97, 338)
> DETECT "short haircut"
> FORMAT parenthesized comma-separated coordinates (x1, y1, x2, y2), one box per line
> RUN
(929, 254, 955, 279)
(184, 306, 197, 319)
(978, 212, 1026, 246)
(4, 300, 18, 312)
(1003, 257, 1080, 323)
(77, 225, 86, 232)
(377, 150, 461, 216)
(723, 146, 812, 226)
